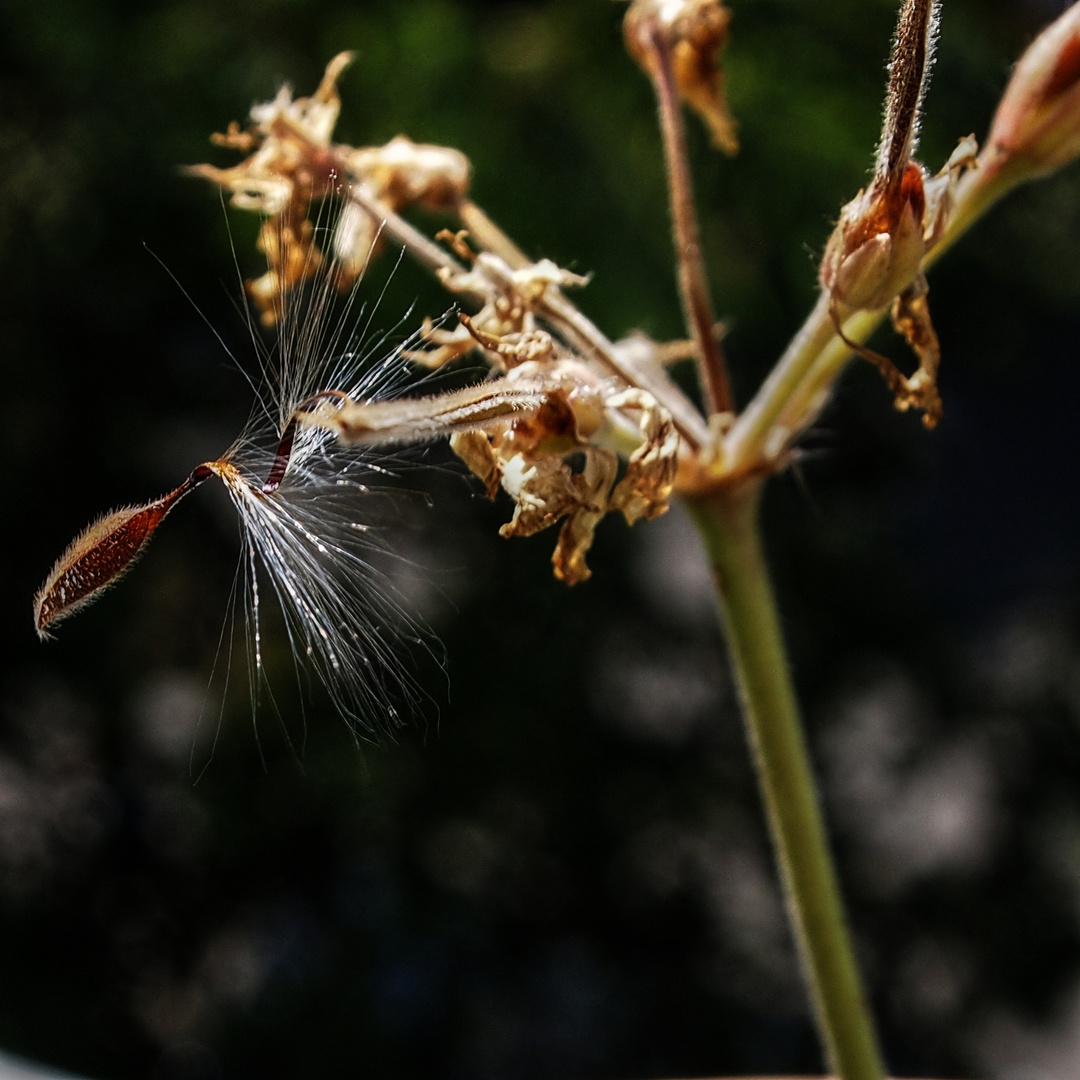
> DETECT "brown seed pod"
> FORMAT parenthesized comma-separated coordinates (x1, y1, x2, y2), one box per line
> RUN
(34, 467, 212, 640)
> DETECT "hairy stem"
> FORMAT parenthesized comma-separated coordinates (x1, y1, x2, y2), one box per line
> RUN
(877, 0, 938, 186)
(686, 487, 886, 1080)
(644, 25, 734, 417)
(300, 378, 552, 446)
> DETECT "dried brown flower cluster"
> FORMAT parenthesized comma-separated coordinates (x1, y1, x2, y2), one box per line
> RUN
(36, 0, 1080, 669)
(187, 52, 470, 325)
(186, 47, 702, 584)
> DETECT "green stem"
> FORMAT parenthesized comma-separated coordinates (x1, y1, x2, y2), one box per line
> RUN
(686, 486, 885, 1080)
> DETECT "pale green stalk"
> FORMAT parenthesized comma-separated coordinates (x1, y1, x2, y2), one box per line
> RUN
(687, 486, 886, 1080)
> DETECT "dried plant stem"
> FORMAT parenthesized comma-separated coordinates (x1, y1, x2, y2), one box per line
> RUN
(687, 486, 885, 1080)
(347, 186, 711, 450)
(346, 185, 468, 280)
(645, 26, 734, 417)
(457, 197, 711, 449)
(458, 200, 530, 269)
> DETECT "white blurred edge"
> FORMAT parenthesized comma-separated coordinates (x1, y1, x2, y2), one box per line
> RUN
(0, 1052, 92, 1080)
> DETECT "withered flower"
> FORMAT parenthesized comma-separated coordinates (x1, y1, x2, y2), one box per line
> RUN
(300, 338, 677, 585)
(624, 0, 738, 154)
(189, 54, 471, 324)
(413, 253, 590, 370)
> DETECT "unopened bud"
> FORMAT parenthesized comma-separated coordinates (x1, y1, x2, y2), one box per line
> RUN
(984, 2, 1080, 180)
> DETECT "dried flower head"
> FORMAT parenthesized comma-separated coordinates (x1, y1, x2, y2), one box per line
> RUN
(624, 0, 738, 154)
(188, 54, 471, 325)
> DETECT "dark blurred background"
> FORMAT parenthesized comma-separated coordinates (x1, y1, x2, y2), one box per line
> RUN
(4, 0, 1080, 1077)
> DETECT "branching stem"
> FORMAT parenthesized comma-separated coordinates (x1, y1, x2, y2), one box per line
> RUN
(458, 198, 711, 448)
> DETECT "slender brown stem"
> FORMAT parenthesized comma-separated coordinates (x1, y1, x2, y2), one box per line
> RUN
(345, 184, 469, 281)
(644, 24, 734, 417)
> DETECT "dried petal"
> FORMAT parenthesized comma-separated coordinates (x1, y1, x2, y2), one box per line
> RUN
(550, 451, 619, 586)
(889, 280, 942, 428)
(449, 431, 502, 498)
(346, 136, 470, 214)
(605, 388, 678, 524)
(830, 275, 943, 428)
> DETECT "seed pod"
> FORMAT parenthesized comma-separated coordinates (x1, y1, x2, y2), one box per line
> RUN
(982, 1, 1080, 181)
(34, 468, 210, 640)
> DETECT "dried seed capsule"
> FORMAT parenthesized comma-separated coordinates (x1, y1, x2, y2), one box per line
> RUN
(34, 467, 212, 639)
